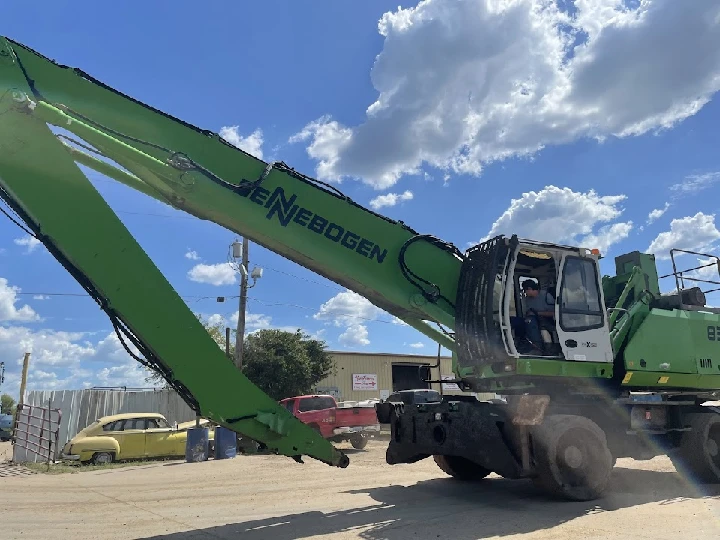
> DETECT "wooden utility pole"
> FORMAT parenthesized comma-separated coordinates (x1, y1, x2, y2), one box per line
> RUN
(18, 352, 30, 406)
(235, 238, 249, 370)
(225, 327, 231, 359)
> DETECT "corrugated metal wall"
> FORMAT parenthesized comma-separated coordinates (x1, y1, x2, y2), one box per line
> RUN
(24, 388, 196, 457)
(316, 352, 495, 402)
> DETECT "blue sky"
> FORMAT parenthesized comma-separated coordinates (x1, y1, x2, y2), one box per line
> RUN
(1, 0, 720, 396)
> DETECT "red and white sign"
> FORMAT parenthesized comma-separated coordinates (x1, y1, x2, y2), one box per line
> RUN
(352, 373, 378, 391)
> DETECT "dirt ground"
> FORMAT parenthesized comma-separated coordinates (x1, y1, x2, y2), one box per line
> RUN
(0, 440, 11, 461)
(1, 440, 719, 540)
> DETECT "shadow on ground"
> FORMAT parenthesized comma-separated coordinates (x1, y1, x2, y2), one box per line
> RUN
(141, 466, 720, 540)
(208, 446, 371, 460)
(92, 447, 371, 472)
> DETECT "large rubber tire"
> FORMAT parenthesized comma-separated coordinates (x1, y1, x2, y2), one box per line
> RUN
(531, 415, 613, 501)
(433, 455, 492, 481)
(670, 412, 720, 483)
(350, 434, 368, 450)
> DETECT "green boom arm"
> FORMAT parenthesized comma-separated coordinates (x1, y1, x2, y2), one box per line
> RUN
(0, 38, 463, 466)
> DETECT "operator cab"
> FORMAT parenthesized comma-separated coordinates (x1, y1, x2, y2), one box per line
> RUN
(455, 235, 614, 371)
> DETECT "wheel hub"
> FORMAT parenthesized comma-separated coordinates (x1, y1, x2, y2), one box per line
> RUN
(563, 445, 584, 469)
(707, 438, 719, 458)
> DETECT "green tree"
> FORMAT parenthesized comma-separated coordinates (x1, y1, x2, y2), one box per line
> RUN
(144, 316, 334, 401)
(1, 393, 16, 415)
(242, 329, 335, 400)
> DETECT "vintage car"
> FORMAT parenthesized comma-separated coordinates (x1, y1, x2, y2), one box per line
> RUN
(60, 412, 215, 464)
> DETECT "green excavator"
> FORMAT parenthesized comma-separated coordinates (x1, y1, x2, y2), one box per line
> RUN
(1, 37, 719, 501)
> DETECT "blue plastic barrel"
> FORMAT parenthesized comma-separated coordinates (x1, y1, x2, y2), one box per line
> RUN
(214, 427, 237, 460)
(185, 426, 209, 463)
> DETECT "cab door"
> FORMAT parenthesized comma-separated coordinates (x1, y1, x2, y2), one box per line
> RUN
(556, 253, 613, 363)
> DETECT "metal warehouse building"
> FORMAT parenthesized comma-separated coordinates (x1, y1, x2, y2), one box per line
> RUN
(316, 351, 496, 402)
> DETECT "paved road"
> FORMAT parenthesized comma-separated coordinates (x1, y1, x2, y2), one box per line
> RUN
(2, 440, 719, 539)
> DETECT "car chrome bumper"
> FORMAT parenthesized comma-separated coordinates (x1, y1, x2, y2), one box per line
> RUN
(333, 424, 381, 435)
(60, 453, 80, 461)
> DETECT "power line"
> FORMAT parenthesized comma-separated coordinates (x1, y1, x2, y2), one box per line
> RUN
(191, 296, 404, 326)
(12, 290, 404, 325)
(15, 291, 220, 300)
(261, 266, 344, 292)
(15, 292, 89, 297)
(246, 297, 402, 325)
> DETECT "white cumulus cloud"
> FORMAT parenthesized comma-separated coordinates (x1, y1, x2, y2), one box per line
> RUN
(315, 290, 410, 348)
(219, 126, 264, 159)
(647, 203, 670, 224)
(0, 323, 154, 398)
(245, 313, 273, 332)
(187, 263, 237, 286)
(647, 212, 720, 259)
(339, 324, 370, 347)
(581, 222, 634, 255)
(369, 190, 414, 210)
(94, 363, 154, 389)
(478, 186, 632, 254)
(409, 342, 424, 349)
(206, 311, 300, 336)
(314, 290, 384, 327)
(687, 257, 720, 285)
(206, 313, 226, 327)
(185, 250, 200, 261)
(14, 235, 42, 254)
(0, 326, 94, 369)
(291, 0, 720, 188)
(0, 277, 39, 322)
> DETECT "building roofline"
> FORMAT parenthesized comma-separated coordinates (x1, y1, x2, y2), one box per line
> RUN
(327, 350, 452, 360)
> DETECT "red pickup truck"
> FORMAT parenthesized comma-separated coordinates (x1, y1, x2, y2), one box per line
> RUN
(279, 394, 380, 449)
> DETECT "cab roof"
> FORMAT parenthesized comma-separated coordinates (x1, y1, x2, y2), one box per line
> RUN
(96, 412, 165, 423)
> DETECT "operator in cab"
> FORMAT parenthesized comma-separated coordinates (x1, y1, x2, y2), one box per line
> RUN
(521, 279, 556, 351)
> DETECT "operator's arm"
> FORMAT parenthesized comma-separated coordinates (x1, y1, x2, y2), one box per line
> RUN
(525, 293, 555, 319)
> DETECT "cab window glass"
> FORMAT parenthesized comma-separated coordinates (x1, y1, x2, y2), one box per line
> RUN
(560, 257, 604, 331)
